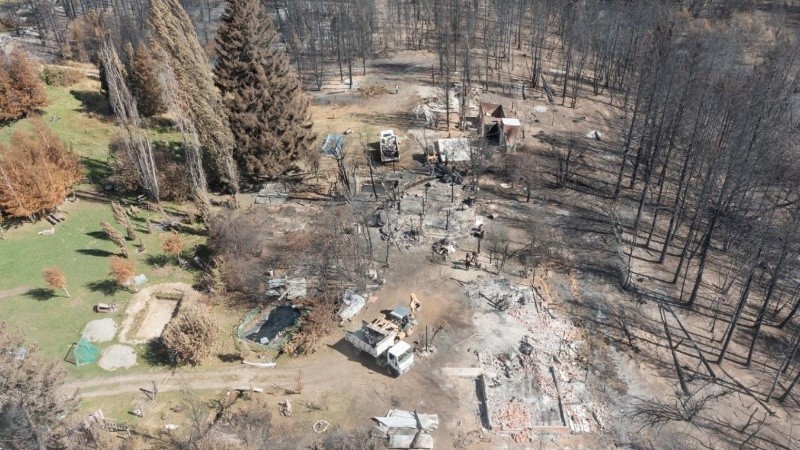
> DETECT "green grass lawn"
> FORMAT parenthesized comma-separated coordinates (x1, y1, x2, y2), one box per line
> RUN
(0, 79, 116, 177)
(0, 200, 204, 378)
(0, 74, 208, 379)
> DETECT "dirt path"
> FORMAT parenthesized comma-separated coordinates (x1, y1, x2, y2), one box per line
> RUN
(0, 285, 31, 299)
(62, 359, 330, 398)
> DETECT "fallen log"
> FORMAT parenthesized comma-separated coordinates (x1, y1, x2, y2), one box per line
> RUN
(660, 305, 690, 396)
(665, 305, 716, 379)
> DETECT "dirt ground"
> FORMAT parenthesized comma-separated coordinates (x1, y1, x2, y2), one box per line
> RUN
(82, 318, 117, 343)
(98, 344, 137, 372)
(135, 298, 179, 342)
(118, 283, 197, 344)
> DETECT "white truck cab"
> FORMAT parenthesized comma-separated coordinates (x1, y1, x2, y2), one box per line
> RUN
(386, 341, 414, 376)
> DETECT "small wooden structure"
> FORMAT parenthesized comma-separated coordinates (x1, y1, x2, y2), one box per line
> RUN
(94, 303, 119, 313)
(45, 212, 66, 225)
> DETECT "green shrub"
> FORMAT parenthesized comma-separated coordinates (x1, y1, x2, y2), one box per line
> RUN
(41, 66, 84, 87)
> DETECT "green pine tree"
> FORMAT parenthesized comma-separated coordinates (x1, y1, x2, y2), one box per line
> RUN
(214, 0, 316, 180)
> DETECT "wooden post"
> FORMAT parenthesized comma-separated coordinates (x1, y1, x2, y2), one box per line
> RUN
(385, 235, 390, 265)
(367, 148, 378, 199)
(424, 325, 429, 351)
(446, 209, 450, 230)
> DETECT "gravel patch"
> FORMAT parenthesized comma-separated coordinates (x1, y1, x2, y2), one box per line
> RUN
(98, 345, 137, 371)
(82, 318, 117, 343)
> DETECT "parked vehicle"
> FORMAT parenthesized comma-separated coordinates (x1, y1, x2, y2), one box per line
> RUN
(345, 314, 415, 377)
(379, 130, 400, 163)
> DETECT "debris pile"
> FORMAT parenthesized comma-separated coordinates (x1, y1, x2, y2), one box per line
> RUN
(496, 400, 532, 430)
(338, 289, 366, 323)
(431, 237, 458, 259)
(265, 278, 307, 300)
(254, 183, 288, 206)
(465, 277, 606, 440)
(467, 278, 532, 311)
(373, 410, 439, 449)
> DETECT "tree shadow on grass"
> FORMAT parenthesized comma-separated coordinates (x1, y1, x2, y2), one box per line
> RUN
(80, 157, 112, 183)
(145, 254, 169, 267)
(25, 288, 55, 301)
(70, 89, 112, 116)
(141, 338, 172, 367)
(86, 230, 109, 240)
(217, 353, 241, 363)
(76, 248, 116, 257)
(86, 279, 122, 296)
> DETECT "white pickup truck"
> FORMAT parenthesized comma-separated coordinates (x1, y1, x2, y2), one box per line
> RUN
(346, 320, 414, 377)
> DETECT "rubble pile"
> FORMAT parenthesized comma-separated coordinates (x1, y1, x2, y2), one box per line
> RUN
(373, 410, 439, 449)
(338, 289, 366, 322)
(466, 278, 606, 440)
(496, 400, 532, 430)
(431, 237, 458, 258)
(468, 278, 533, 311)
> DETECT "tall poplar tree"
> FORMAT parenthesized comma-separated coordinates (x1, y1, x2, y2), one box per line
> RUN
(149, 0, 239, 193)
(214, 0, 315, 180)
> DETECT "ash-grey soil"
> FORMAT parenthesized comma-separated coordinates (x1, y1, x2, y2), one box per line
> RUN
(98, 345, 137, 371)
(82, 318, 117, 343)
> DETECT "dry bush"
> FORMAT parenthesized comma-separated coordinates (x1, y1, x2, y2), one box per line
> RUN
(108, 256, 135, 287)
(162, 233, 185, 258)
(0, 322, 77, 448)
(630, 384, 730, 429)
(162, 300, 221, 366)
(0, 50, 47, 122)
(214, 397, 272, 450)
(41, 66, 84, 87)
(106, 133, 140, 192)
(506, 146, 541, 198)
(358, 84, 388, 97)
(207, 211, 276, 299)
(63, 14, 104, 63)
(319, 427, 380, 450)
(282, 301, 337, 356)
(107, 137, 192, 201)
(207, 205, 370, 305)
(42, 267, 69, 298)
(0, 120, 83, 218)
(101, 221, 129, 257)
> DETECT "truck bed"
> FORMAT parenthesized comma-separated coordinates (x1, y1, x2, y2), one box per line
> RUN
(346, 322, 396, 358)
